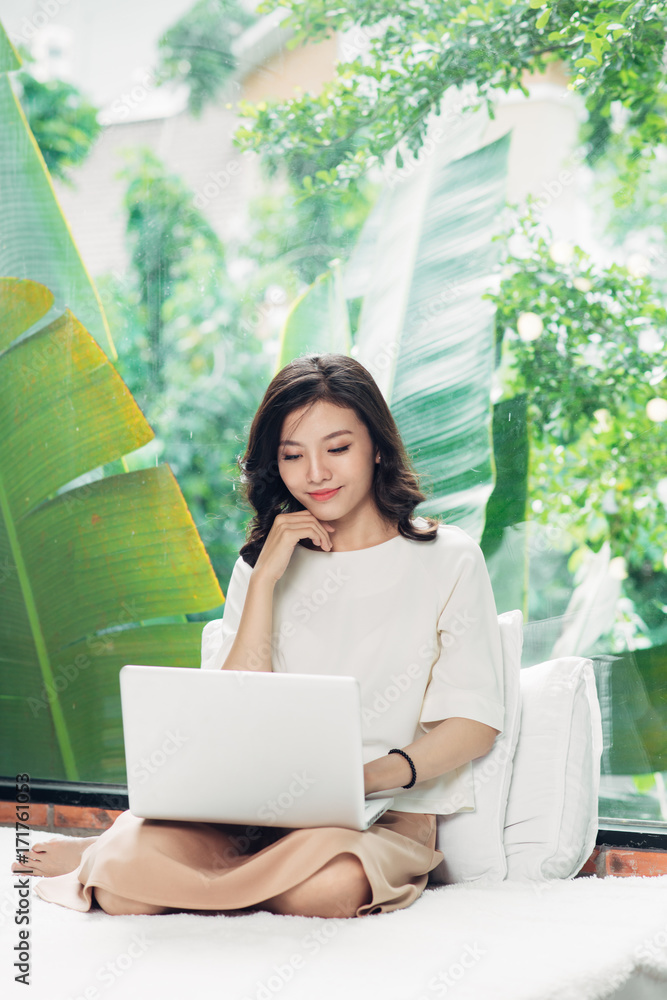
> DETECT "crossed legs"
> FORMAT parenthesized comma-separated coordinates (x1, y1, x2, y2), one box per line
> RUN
(93, 853, 373, 918)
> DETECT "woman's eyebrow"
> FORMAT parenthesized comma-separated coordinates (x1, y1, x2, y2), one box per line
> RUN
(279, 430, 354, 446)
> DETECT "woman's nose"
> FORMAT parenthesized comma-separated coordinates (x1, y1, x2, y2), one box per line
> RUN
(305, 454, 331, 481)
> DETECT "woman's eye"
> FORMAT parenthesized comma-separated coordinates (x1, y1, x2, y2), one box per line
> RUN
(282, 445, 350, 461)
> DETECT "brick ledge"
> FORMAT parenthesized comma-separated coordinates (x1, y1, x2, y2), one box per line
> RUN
(1, 800, 123, 834)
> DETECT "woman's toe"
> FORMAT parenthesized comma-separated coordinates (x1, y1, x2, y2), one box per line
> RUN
(12, 854, 40, 870)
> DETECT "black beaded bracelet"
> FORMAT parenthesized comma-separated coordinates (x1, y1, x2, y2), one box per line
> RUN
(388, 748, 417, 789)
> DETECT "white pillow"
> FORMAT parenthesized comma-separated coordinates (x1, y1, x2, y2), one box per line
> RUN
(503, 656, 603, 881)
(428, 609, 523, 885)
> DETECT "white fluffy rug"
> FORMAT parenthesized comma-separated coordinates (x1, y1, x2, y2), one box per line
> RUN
(1, 829, 667, 1000)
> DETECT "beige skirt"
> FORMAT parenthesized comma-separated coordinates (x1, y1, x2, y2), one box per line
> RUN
(34, 808, 444, 918)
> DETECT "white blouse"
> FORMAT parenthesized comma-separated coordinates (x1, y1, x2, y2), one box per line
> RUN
(200, 517, 505, 816)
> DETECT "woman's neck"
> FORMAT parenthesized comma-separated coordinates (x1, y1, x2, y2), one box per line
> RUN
(328, 520, 400, 553)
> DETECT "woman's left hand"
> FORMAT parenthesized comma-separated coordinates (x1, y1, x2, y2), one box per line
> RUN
(363, 762, 372, 797)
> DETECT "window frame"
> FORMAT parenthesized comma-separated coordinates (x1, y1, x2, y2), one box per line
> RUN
(2, 779, 666, 850)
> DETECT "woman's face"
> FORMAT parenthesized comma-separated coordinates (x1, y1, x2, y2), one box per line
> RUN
(277, 400, 380, 524)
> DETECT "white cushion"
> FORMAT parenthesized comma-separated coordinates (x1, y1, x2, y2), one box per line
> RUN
(503, 656, 603, 881)
(428, 609, 523, 885)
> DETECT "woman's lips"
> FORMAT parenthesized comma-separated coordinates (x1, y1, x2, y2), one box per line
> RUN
(308, 487, 341, 501)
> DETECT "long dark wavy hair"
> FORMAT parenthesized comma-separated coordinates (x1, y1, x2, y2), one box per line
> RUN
(236, 353, 441, 567)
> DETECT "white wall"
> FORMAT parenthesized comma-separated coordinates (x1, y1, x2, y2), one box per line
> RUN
(2, 0, 194, 108)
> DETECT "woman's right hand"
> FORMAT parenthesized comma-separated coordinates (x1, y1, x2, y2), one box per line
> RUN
(252, 512, 336, 584)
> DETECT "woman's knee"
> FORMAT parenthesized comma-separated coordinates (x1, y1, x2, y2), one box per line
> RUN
(266, 854, 373, 919)
(93, 886, 170, 916)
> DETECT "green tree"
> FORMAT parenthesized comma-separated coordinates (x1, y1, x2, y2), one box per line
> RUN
(232, 0, 667, 205)
(106, 151, 272, 592)
(118, 147, 225, 391)
(155, 0, 378, 286)
(238, 177, 379, 286)
(12, 47, 101, 184)
(486, 203, 667, 645)
(155, 0, 257, 116)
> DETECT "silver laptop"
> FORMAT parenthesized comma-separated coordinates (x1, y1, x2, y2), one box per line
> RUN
(119, 665, 395, 832)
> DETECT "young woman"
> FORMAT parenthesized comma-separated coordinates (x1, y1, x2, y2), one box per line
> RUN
(12, 353, 504, 919)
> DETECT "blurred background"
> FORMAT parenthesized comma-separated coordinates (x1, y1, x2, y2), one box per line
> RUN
(1, 0, 666, 828)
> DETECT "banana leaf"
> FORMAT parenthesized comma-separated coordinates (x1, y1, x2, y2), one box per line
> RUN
(0, 278, 223, 782)
(0, 20, 113, 357)
(481, 394, 530, 615)
(277, 112, 510, 542)
(350, 131, 512, 541)
(275, 263, 351, 373)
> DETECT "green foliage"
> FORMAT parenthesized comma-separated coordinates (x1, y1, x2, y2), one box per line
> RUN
(233, 0, 667, 204)
(275, 264, 351, 369)
(575, 7, 667, 209)
(104, 197, 272, 594)
(584, 116, 667, 257)
(239, 180, 379, 286)
(154, 0, 378, 289)
(117, 148, 225, 391)
(12, 48, 101, 185)
(348, 131, 511, 540)
(481, 394, 529, 559)
(487, 203, 667, 575)
(0, 278, 223, 781)
(0, 41, 112, 355)
(155, 0, 257, 116)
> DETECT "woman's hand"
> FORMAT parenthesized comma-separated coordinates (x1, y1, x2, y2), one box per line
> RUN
(364, 753, 414, 797)
(363, 762, 373, 797)
(252, 511, 336, 584)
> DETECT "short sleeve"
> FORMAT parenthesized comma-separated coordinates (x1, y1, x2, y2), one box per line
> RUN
(200, 555, 253, 670)
(418, 530, 504, 735)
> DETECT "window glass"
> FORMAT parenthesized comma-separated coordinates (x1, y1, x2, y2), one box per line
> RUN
(1, 1, 665, 830)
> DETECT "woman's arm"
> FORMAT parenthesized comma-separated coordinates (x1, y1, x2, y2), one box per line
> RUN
(219, 569, 277, 672)
(363, 717, 499, 795)
(219, 513, 336, 672)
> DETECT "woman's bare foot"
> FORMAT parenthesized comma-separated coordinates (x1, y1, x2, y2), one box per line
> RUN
(10, 836, 99, 878)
